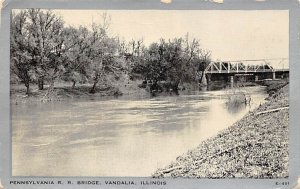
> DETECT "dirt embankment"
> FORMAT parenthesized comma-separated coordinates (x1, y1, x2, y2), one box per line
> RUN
(153, 84, 289, 178)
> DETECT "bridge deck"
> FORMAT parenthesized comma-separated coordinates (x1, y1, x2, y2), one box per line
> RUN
(205, 69, 289, 74)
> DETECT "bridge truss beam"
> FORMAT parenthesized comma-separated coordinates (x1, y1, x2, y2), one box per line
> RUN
(204, 58, 288, 74)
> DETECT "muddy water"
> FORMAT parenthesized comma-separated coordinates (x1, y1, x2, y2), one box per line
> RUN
(12, 86, 267, 176)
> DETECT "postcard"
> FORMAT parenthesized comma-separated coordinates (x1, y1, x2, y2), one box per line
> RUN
(0, 0, 299, 188)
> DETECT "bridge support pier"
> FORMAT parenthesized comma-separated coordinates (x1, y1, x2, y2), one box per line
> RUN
(230, 76, 234, 83)
(206, 74, 211, 84)
(230, 76, 234, 88)
(273, 72, 276, 80)
(255, 75, 258, 82)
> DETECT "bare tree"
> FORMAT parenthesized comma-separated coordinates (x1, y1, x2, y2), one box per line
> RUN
(116, 37, 129, 56)
(129, 38, 144, 57)
(198, 49, 212, 84)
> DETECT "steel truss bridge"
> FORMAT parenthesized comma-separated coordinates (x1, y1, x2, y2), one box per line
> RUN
(204, 58, 289, 74)
(204, 58, 289, 82)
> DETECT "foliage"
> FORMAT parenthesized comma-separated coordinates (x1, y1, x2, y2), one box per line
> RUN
(11, 10, 212, 95)
(10, 10, 34, 94)
(130, 34, 212, 91)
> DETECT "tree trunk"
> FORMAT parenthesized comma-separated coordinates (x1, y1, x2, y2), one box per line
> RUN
(38, 77, 44, 90)
(172, 80, 180, 94)
(25, 82, 30, 95)
(89, 80, 98, 94)
(90, 72, 100, 94)
(72, 80, 76, 89)
(199, 71, 204, 84)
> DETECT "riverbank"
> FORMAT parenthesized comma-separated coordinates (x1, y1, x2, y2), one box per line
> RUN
(10, 79, 148, 104)
(10, 85, 122, 104)
(153, 83, 289, 178)
(11, 79, 284, 104)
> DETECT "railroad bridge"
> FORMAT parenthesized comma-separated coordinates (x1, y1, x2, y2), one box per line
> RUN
(204, 59, 289, 83)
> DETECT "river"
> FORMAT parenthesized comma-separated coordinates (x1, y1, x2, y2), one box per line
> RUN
(12, 86, 268, 177)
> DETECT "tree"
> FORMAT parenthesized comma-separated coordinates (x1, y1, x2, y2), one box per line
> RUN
(63, 26, 91, 88)
(126, 39, 147, 79)
(198, 49, 212, 84)
(130, 35, 210, 92)
(25, 9, 65, 90)
(10, 10, 34, 94)
(129, 38, 144, 57)
(88, 36, 122, 93)
(179, 35, 200, 84)
(154, 36, 201, 90)
(87, 14, 123, 93)
(144, 41, 168, 84)
(116, 37, 129, 56)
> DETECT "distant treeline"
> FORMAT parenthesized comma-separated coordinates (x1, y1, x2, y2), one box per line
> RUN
(11, 9, 211, 95)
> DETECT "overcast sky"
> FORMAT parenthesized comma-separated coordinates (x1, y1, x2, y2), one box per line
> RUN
(47, 10, 288, 67)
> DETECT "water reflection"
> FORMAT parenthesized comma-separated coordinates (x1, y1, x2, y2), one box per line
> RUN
(226, 101, 247, 114)
(12, 86, 267, 177)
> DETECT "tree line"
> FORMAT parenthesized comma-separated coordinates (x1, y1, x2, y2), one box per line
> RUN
(11, 9, 211, 95)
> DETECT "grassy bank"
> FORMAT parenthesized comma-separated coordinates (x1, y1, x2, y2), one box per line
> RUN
(153, 84, 289, 178)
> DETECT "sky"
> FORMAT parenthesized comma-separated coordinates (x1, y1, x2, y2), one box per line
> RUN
(47, 10, 289, 67)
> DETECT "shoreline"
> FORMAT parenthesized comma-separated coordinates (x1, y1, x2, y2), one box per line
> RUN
(153, 83, 289, 178)
(10, 80, 282, 104)
(10, 85, 123, 104)
(10, 80, 148, 104)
